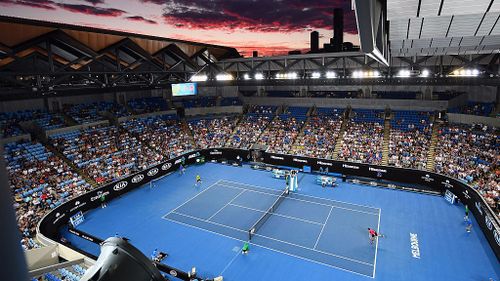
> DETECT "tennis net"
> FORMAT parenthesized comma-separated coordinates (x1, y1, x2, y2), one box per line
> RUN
(248, 188, 289, 240)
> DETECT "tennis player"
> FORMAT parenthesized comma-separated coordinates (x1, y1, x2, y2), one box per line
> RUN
(242, 242, 249, 254)
(179, 164, 185, 175)
(368, 228, 382, 244)
(464, 204, 469, 221)
(195, 174, 202, 186)
(465, 217, 472, 233)
(151, 248, 158, 261)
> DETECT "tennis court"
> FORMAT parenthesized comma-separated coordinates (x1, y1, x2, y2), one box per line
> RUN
(163, 179, 381, 277)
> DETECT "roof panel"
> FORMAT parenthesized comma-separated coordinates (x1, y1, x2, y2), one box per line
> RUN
(408, 18, 423, 39)
(449, 37, 463, 47)
(460, 36, 483, 46)
(441, 0, 491, 16)
(420, 16, 452, 38)
(412, 38, 432, 48)
(476, 12, 500, 36)
(387, 0, 419, 19)
(431, 37, 452, 47)
(389, 18, 409, 40)
(481, 34, 500, 44)
(447, 14, 483, 37)
(419, 0, 441, 17)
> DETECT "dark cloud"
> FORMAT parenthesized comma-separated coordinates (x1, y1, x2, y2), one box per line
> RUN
(0, 0, 56, 10)
(56, 3, 126, 17)
(145, 0, 357, 34)
(126, 16, 157, 24)
(81, 0, 105, 5)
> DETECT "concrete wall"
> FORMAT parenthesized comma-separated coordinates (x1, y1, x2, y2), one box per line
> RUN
(447, 113, 500, 127)
(24, 245, 59, 271)
(185, 106, 243, 116)
(0, 98, 45, 112)
(242, 97, 448, 111)
(0, 134, 31, 144)
(117, 110, 177, 123)
(45, 120, 109, 138)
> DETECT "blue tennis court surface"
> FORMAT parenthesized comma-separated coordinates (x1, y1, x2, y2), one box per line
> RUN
(163, 179, 380, 277)
(63, 163, 500, 281)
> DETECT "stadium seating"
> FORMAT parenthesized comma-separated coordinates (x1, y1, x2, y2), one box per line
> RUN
(180, 97, 217, 108)
(51, 125, 163, 184)
(64, 102, 129, 124)
(220, 97, 243, 106)
(290, 108, 344, 159)
(338, 109, 384, 164)
(188, 116, 238, 149)
(388, 111, 433, 169)
(434, 124, 499, 211)
(4, 140, 91, 249)
(128, 97, 169, 113)
(121, 115, 193, 159)
(258, 116, 304, 154)
(449, 102, 495, 116)
(227, 115, 272, 149)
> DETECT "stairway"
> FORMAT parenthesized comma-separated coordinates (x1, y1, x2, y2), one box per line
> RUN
(225, 114, 244, 147)
(381, 119, 391, 165)
(60, 112, 78, 127)
(44, 142, 98, 188)
(182, 119, 197, 148)
(333, 116, 348, 160)
(425, 123, 440, 171)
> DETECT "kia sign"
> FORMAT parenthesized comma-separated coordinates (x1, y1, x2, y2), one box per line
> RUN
(147, 168, 159, 177)
(113, 181, 128, 191)
(131, 174, 145, 184)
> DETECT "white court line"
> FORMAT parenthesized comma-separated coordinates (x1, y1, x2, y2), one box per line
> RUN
(162, 180, 221, 218)
(162, 216, 374, 278)
(228, 203, 325, 226)
(314, 205, 333, 249)
(219, 179, 380, 212)
(169, 209, 372, 267)
(217, 182, 379, 216)
(207, 189, 246, 221)
(373, 208, 381, 278)
(171, 211, 247, 233)
(253, 232, 373, 266)
(219, 248, 242, 276)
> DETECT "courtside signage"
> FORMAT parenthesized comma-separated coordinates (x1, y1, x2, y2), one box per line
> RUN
(410, 233, 421, 259)
(161, 162, 172, 171)
(113, 181, 128, 191)
(147, 168, 159, 177)
(131, 174, 145, 184)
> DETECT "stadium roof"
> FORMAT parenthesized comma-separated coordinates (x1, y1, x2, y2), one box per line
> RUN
(388, 0, 500, 57)
(0, 16, 240, 72)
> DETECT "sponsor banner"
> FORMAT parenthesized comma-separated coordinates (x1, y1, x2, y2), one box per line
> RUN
(410, 233, 421, 259)
(161, 162, 173, 171)
(292, 158, 308, 164)
(147, 168, 159, 177)
(342, 164, 360, 170)
(270, 155, 285, 160)
(131, 174, 145, 184)
(113, 181, 128, 191)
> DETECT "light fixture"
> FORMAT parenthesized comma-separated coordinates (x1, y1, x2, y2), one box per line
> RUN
(450, 68, 480, 77)
(190, 74, 208, 82)
(326, 71, 337, 78)
(397, 69, 411, 78)
(420, 69, 430, 77)
(215, 74, 233, 81)
(311, 72, 321, 79)
(243, 73, 251, 80)
(255, 73, 264, 80)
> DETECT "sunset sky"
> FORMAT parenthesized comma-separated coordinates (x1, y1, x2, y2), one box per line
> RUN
(0, 0, 359, 57)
